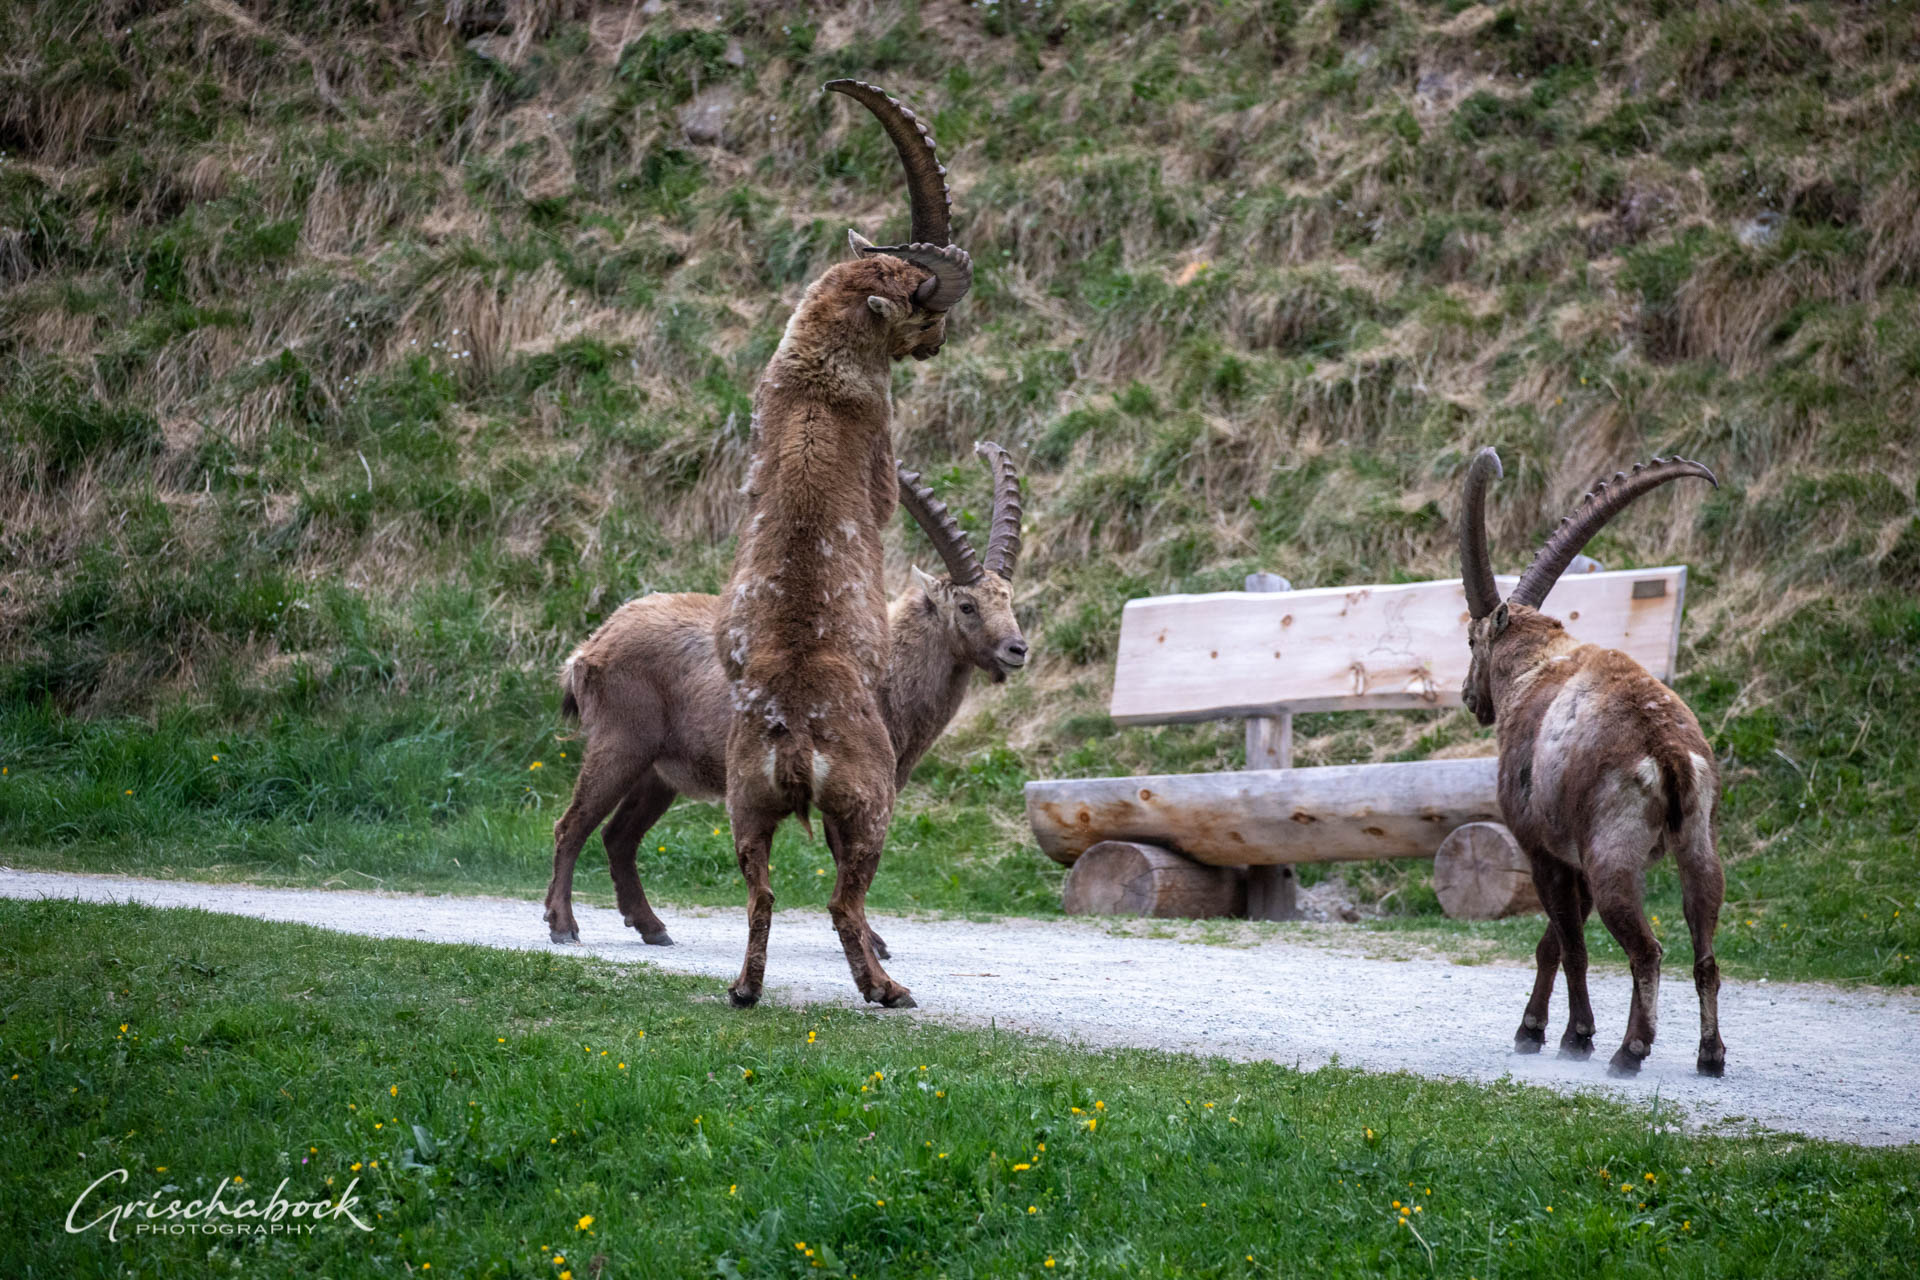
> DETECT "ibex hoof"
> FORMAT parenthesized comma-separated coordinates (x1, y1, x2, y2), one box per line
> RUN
(1696, 1045, 1726, 1077)
(1607, 1047, 1646, 1077)
(727, 984, 761, 1009)
(879, 989, 917, 1009)
(641, 930, 675, 947)
(549, 928, 580, 944)
(1557, 1030, 1595, 1060)
(1514, 1025, 1546, 1054)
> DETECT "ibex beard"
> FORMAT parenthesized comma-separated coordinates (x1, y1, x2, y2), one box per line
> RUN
(719, 254, 945, 1009)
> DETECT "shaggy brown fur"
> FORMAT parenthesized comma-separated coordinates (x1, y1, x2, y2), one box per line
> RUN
(541, 464, 1026, 952)
(1460, 449, 1726, 1077)
(718, 253, 952, 1008)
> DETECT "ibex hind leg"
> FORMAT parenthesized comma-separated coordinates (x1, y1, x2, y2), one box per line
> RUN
(1592, 855, 1663, 1076)
(601, 775, 679, 946)
(825, 809, 913, 1008)
(1676, 823, 1726, 1077)
(725, 806, 782, 1009)
(545, 749, 645, 943)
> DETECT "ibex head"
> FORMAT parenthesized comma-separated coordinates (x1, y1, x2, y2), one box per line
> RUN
(828, 80, 972, 362)
(898, 442, 1028, 681)
(1458, 447, 1716, 725)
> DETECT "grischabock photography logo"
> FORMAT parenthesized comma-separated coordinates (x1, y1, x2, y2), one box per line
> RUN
(66, 1168, 374, 1242)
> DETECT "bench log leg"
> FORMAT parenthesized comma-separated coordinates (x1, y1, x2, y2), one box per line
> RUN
(1062, 841, 1245, 919)
(1238, 578, 1302, 923)
(1245, 863, 1299, 921)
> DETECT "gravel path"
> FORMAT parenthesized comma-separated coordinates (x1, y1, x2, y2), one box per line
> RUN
(4, 867, 1916, 1146)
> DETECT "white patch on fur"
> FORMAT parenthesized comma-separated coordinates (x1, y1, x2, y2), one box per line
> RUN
(1689, 751, 1710, 781)
(1529, 669, 1598, 822)
(810, 752, 833, 801)
(1639, 967, 1660, 1041)
(839, 520, 859, 541)
(1634, 757, 1660, 789)
(818, 538, 834, 558)
(763, 747, 779, 790)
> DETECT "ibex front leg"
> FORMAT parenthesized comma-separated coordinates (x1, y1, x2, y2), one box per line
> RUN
(1517, 854, 1597, 1057)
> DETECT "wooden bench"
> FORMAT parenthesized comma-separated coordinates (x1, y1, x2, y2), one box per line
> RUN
(1024, 563, 1690, 920)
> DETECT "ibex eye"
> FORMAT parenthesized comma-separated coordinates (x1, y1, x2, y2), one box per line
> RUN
(959, 602, 975, 615)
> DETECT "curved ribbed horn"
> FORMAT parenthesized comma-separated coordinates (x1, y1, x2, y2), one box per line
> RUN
(897, 460, 983, 585)
(1459, 447, 1504, 620)
(1509, 456, 1718, 610)
(975, 441, 1023, 580)
(824, 79, 951, 246)
(826, 80, 973, 311)
(890, 241, 973, 311)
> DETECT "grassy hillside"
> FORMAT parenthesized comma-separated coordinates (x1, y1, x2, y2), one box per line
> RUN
(2, 1, 1916, 982)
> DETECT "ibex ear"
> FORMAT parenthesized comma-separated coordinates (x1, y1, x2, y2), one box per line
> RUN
(911, 564, 941, 593)
(848, 229, 877, 256)
(868, 295, 905, 321)
(1493, 601, 1511, 633)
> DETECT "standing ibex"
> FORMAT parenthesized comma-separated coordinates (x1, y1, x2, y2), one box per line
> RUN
(719, 80, 973, 1009)
(543, 446, 1027, 954)
(1459, 448, 1726, 1076)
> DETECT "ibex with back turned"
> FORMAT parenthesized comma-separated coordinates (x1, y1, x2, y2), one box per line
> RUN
(719, 80, 974, 1009)
(1459, 448, 1727, 1076)
(543, 446, 1027, 952)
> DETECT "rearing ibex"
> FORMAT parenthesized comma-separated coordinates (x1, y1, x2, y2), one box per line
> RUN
(543, 446, 1027, 953)
(1459, 448, 1726, 1076)
(719, 80, 973, 1009)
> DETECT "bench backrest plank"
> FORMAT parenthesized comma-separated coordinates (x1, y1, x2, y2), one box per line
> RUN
(1109, 566, 1687, 726)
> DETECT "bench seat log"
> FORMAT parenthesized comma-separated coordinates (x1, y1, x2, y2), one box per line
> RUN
(1027, 757, 1500, 867)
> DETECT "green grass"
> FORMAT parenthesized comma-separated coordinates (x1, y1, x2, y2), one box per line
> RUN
(4, 899, 1916, 1279)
